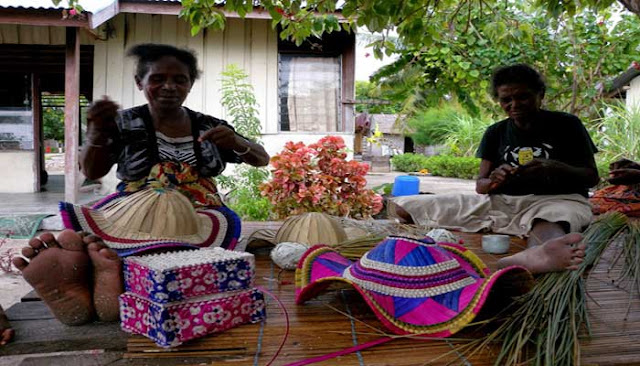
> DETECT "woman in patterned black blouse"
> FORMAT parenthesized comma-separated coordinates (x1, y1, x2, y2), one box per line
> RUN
(12, 44, 270, 326)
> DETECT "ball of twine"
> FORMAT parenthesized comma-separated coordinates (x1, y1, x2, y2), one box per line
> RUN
(426, 228, 460, 244)
(270, 242, 309, 270)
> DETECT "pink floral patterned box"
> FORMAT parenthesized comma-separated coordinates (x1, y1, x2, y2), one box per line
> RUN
(119, 287, 266, 348)
(123, 248, 255, 304)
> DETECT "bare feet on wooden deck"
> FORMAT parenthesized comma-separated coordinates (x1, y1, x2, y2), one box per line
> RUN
(0, 305, 13, 346)
(497, 233, 586, 274)
(12, 230, 94, 326)
(81, 234, 123, 322)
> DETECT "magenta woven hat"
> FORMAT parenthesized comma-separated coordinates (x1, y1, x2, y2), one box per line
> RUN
(295, 236, 533, 337)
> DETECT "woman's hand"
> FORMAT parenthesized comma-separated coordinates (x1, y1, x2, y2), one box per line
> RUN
(81, 97, 120, 180)
(608, 168, 640, 185)
(86, 97, 120, 145)
(198, 125, 241, 150)
(518, 158, 567, 177)
(198, 125, 271, 167)
(488, 164, 518, 189)
(610, 158, 640, 171)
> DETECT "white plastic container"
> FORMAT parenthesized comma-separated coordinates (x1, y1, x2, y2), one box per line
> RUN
(481, 235, 510, 254)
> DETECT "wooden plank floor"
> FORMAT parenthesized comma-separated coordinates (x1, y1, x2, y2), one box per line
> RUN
(121, 228, 640, 365)
(3, 223, 640, 365)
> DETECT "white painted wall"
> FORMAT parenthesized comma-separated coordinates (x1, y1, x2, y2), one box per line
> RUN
(261, 133, 355, 160)
(628, 76, 640, 110)
(0, 152, 35, 193)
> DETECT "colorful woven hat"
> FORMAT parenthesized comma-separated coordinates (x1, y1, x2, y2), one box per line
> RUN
(295, 236, 533, 337)
(59, 187, 241, 257)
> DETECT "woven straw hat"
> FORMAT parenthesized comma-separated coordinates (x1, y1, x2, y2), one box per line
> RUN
(295, 236, 533, 337)
(60, 187, 240, 256)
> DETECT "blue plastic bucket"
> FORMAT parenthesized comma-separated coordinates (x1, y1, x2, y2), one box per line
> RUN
(392, 175, 420, 196)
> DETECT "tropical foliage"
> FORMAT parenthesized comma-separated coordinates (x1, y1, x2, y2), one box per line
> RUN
(370, 5, 640, 120)
(216, 64, 273, 221)
(43, 107, 65, 142)
(391, 154, 480, 179)
(178, 0, 640, 44)
(407, 104, 492, 156)
(355, 81, 402, 114)
(592, 104, 640, 164)
(176, 0, 640, 124)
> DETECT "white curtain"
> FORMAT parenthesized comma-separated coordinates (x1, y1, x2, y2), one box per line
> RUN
(284, 56, 340, 132)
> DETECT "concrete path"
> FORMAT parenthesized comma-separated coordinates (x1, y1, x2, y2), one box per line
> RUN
(0, 173, 475, 216)
(365, 172, 476, 195)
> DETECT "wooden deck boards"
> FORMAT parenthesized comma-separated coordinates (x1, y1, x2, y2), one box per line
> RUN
(3, 223, 640, 365)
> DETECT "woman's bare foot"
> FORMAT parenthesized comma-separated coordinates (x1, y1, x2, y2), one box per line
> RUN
(81, 234, 123, 322)
(498, 233, 586, 274)
(0, 305, 13, 346)
(12, 230, 94, 325)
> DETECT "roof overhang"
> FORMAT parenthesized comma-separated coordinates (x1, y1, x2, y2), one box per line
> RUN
(602, 66, 640, 99)
(0, 0, 346, 30)
(0, 0, 119, 28)
(0, 8, 90, 27)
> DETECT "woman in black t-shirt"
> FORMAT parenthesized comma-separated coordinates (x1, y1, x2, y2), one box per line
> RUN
(392, 64, 597, 274)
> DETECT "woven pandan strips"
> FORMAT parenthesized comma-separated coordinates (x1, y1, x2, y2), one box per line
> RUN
(123, 248, 255, 303)
(119, 288, 266, 348)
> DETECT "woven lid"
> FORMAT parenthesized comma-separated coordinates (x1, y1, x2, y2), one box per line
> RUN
(60, 187, 241, 256)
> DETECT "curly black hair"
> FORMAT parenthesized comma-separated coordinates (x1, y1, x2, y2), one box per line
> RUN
(490, 63, 546, 98)
(127, 43, 201, 82)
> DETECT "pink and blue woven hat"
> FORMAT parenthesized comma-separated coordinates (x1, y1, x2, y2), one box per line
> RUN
(295, 235, 533, 337)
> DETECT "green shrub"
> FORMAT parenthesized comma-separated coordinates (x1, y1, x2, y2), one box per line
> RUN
(216, 64, 270, 221)
(391, 153, 429, 172)
(391, 153, 480, 179)
(407, 104, 492, 157)
(406, 105, 459, 146)
(595, 158, 609, 179)
(592, 104, 640, 163)
(423, 156, 480, 179)
(225, 186, 273, 221)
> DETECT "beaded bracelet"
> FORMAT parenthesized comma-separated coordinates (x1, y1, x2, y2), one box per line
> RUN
(233, 145, 251, 156)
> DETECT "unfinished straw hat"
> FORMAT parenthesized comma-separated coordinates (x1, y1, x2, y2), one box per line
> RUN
(295, 235, 534, 337)
(60, 187, 241, 256)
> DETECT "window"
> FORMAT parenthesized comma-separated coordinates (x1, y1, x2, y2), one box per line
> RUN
(0, 73, 33, 150)
(278, 55, 341, 132)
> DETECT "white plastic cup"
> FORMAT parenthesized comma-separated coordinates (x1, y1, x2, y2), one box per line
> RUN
(482, 235, 510, 254)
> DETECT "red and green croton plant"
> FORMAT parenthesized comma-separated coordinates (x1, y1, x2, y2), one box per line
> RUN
(260, 136, 383, 219)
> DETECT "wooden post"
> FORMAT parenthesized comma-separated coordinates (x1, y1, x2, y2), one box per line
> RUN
(31, 73, 42, 192)
(341, 32, 356, 134)
(64, 27, 80, 203)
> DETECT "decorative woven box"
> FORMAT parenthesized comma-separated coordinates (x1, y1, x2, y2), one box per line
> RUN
(123, 248, 255, 303)
(119, 288, 266, 348)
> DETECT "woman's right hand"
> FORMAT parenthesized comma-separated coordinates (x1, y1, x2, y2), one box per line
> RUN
(610, 158, 640, 171)
(488, 164, 517, 190)
(86, 97, 119, 144)
(608, 168, 640, 185)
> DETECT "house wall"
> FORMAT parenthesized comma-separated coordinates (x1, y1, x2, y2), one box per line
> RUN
(628, 76, 640, 110)
(261, 132, 354, 159)
(92, 14, 279, 134)
(0, 152, 35, 192)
